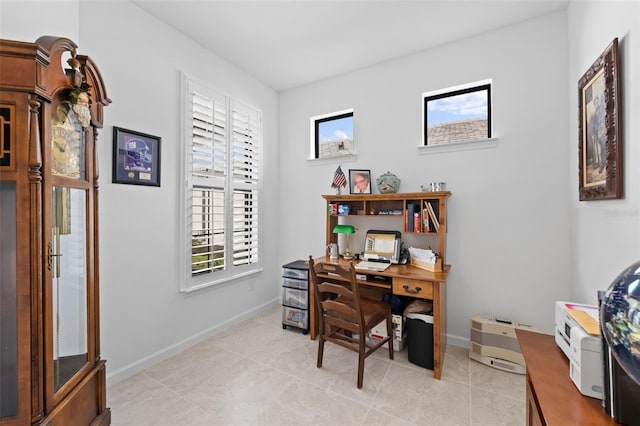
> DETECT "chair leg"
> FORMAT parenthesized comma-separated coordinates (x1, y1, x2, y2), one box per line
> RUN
(386, 314, 394, 360)
(357, 337, 365, 388)
(317, 336, 325, 368)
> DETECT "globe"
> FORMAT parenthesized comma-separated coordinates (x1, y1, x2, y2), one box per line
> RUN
(601, 259, 640, 386)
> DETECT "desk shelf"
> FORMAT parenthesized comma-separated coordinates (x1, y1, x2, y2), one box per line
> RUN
(323, 191, 450, 264)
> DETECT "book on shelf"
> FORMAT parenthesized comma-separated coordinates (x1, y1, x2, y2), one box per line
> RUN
(406, 203, 420, 232)
(413, 212, 420, 233)
(422, 208, 429, 232)
(377, 209, 403, 215)
(424, 201, 440, 232)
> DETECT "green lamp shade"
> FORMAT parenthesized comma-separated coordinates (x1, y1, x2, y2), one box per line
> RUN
(332, 224, 355, 234)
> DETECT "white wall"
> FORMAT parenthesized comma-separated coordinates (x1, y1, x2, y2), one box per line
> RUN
(567, 1, 640, 304)
(279, 11, 572, 341)
(0, 1, 79, 41)
(1, 0, 281, 383)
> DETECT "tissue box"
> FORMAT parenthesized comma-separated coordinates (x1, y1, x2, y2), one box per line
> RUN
(410, 257, 442, 272)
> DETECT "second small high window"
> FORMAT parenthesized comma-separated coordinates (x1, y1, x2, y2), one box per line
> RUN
(423, 80, 492, 146)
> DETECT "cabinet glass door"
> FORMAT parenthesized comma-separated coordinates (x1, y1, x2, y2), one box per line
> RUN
(0, 182, 18, 418)
(51, 186, 88, 391)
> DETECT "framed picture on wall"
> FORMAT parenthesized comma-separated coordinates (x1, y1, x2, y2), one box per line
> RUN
(112, 126, 161, 186)
(578, 38, 622, 201)
(349, 169, 371, 194)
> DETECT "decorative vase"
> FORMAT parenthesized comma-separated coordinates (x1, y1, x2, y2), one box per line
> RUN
(376, 171, 400, 194)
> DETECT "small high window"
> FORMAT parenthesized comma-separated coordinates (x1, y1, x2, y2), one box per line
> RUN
(310, 109, 354, 159)
(423, 80, 492, 146)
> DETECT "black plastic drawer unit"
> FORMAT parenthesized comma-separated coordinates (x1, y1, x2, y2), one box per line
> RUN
(281, 260, 309, 334)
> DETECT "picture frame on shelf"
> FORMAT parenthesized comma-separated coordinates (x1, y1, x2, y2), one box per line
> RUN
(578, 38, 622, 201)
(112, 126, 161, 187)
(349, 169, 371, 194)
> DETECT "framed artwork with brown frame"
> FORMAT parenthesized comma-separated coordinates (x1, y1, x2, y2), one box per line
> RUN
(578, 38, 622, 201)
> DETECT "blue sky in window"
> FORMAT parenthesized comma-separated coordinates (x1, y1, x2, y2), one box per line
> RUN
(427, 90, 488, 126)
(319, 116, 353, 143)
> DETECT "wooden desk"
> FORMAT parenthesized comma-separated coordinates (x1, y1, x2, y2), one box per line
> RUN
(516, 329, 618, 426)
(310, 256, 449, 379)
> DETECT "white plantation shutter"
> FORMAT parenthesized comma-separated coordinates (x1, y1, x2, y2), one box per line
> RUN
(232, 103, 260, 183)
(232, 189, 258, 266)
(212, 98, 228, 175)
(182, 75, 262, 291)
(191, 187, 225, 274)
(191, 91, 227, 179)
(230, 101, 260, 266)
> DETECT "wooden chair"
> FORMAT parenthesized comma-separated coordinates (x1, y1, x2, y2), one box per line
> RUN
(308, 256, 394, 389)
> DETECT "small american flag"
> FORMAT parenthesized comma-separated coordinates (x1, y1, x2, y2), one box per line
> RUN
(332, 165, 347, 189)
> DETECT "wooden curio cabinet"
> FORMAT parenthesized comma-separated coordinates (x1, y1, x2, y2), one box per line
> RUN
(0, 36, 111, 425)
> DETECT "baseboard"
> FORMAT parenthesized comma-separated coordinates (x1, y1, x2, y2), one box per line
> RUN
(446, 333, 469, 349)
(106, 299, 279, 385)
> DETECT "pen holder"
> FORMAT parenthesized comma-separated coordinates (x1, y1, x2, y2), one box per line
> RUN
(410, 257, 442, 272)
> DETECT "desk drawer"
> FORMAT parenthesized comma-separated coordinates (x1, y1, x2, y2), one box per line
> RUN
(393, 278, 433, 299)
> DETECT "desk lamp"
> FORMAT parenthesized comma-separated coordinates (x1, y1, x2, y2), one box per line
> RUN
(333, 224, 355, 260)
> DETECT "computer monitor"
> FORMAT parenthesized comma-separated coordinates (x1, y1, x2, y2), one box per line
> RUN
(362, 230, 401, 263)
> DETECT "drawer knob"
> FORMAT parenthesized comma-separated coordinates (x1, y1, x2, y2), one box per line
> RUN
(402, 285, 422, 294)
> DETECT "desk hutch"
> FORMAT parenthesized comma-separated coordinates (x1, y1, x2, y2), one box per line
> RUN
(314, 191, 451, 379)
(323, 191, 450, 265)
(0, 37, 111, 425)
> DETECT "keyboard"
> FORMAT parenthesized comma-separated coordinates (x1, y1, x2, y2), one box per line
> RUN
(355, 261, 391, 271)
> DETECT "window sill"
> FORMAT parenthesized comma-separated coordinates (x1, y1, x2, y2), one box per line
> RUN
(418, 137, 499, 154)
(307, 153, 358, 165)
(180, 266, 264, 294)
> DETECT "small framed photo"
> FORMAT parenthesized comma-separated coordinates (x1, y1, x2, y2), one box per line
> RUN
(578, 38, 622, 201)
(349, 169, 371, 194)
(112, 126, 161, 186)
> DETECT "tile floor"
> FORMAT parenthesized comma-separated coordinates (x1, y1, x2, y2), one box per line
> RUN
(107, 305, 526, 425)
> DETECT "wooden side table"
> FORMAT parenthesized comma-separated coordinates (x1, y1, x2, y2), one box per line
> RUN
(516, 329, 618, 426)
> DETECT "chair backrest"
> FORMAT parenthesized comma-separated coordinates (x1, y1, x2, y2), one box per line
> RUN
(308, 257, 364, 336)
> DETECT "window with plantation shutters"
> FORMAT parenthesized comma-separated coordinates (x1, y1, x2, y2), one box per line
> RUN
(181, 74, 262, 291)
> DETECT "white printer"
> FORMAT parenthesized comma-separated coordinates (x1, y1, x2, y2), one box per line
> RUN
(554, 301, 603, 399)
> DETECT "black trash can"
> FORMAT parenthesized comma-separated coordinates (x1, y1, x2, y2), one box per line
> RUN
(406, 313, 434, 369)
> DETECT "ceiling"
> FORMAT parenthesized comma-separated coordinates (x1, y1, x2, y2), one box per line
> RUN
(133, 0, 569, 91)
